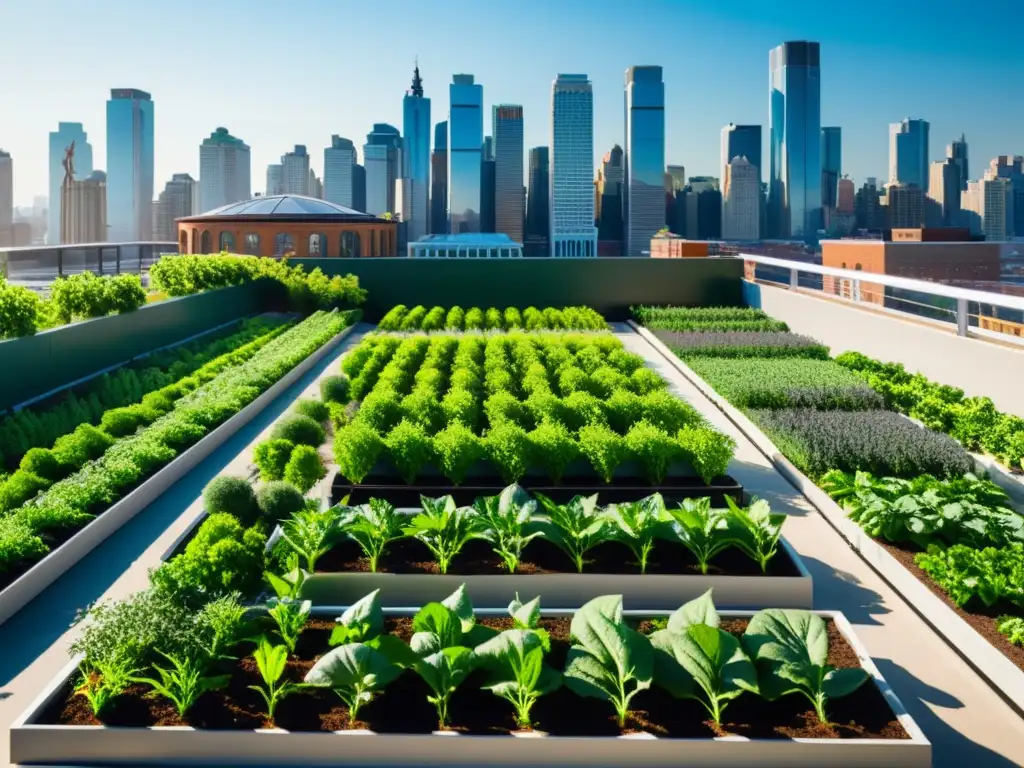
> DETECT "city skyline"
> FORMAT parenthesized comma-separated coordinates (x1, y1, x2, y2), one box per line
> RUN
(2, 0, 1021, 205)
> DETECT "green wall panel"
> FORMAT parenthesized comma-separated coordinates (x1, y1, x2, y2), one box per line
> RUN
(0, 282, 267, 411)
(291, 257, 745, 321)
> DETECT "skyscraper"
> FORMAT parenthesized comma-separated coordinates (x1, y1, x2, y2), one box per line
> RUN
(768, 42, 821, 241)
(927, 159, 961, 227)
(153, 173, 198, 242)
(0, 150, 12, 240)
(309, 169, 322, 199)
(722, 156, 760, 240)
(889, 119, 930, 191)
(481, 158, 496, 232)
(47, 123, 93, 244)
(61, 171, 107, 245)
(988, 155, 1024, 237)
(820, 127, 841, 209)
(430, 121, 448, 234)
(526, 146, 549, 245)
(623, 66, 665, 257)
(281, 145, 310, 195)
(402, 63, 431, 241)
(493, 105, 525, 242)
(664, 163, 685, 237)
(448, 74, 484, 233)
(363, 124, 402, 216)
(550, 74, 596, 258)
(721, 124, 762, 180)
(948, 134, 969, 191)
(106, 88, 154, 241)
(353, 163, 366, 213)
(323, 135, 356, 208)
(266, 164, 283, 196)
(598, 145, 625, 243)
(199, 127, 250, 213)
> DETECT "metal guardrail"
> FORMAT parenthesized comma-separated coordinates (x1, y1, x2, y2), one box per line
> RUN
(0, 242, 179, 289)
(738, 253, 1024, 340)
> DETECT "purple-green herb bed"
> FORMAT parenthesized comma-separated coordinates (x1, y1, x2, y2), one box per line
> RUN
(654, 331, 830, 360)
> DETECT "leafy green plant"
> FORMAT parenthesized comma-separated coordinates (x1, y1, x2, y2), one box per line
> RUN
(293, 398, 330, 423)
(283, 444, 327, 493)
(578, 424, 628, 483)
(726, 496, 786, 572)
(563, 595, 653, 728)
(333, 421, 385, 483)
(475, 628, 560, 729)
(384, 419, 434, 483)
(409, 601, 478, 728)
(664, 497, 735, 574)
(915, 543, 1024, 608)
(625, 421, 681, 484)
(248, 636, 301, 721)
(535, 493, 614, 573)
(329, 589, 384, 646)
(266, 597, 312, 654)
(607, 493, 666, 573)
(742, 609, 868, 724)
(196, 593, 251, 661)
(256, 481, 307, 523)
(320, 374, 349, 404)
(677, 425, 735, 484)
(998, 616, 1024, 647)
(271, 413, 326, 447)
(253, 438, 295, 482)
(203, 476, 260, 525)
(404, 495, 486, 574)
(75, 657, 139, 717)
(304, 641, 404, 723)
(132, 650, 230, 718)
(264, 566, 309, 600)
(526, 422, 580, 483)
(280, 502, 347, 571)
(473, 483, 543, 573)
(649, 589, 757, 725)
(343, 499, 407, 572)
(0, 277, 42, 338)
(485, 422, 532, 483)
(432, 422, 484, 484)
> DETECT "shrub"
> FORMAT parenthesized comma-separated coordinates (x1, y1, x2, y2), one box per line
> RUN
(202, 476, 260, 526)
(399, 390, 444, 433)
(588, 366, 630, 399)
(385, 420, 434, 483)
(51, 424, 115, 469)
(377, 305, 408, 331)
(319, 374, 349, 404)
(100, 404, 161, 437)
(445, 306, 465, 330)
(283, 444, 327, 493)
(562, 391, 608, 432)
(485, 307, 504, 330)
(504, 307, 522, 329)
(0, 470, 49, 513)
(640, 390, 702, 434)
(0, 278, 42, 338)
(557, 366, 589, 396)
(484, 391, 533, 430)
(485, 422, 531, 483)
(524, 390, 568, 427)
(677, 426, 735, 483)
(0, 516, 48, 573)
(256, 481, 307, 522)
(421, 306, 447, 331)
(271, 413, 325, 447)
(19, 448, 66, 482)
(574, 346, 605, 375)
(104, 273, 148, 314)
(605, 390, 644, 433)
(334, 421, 385, 483)
(293, 398, 330, 424)
(629, 367, 665, 395)
(140, 391, 176, 414)
(356, 388, 403, 433)
(464, 307, 485, 330)
(432, 422, 484, 484)
(527, 423, 580, 483)
(655, 330, 830, 360)
(400, 305, 427, 330)
(607, 348, 645, 375)
(340, 342, 376, 379)
(578, 424, 628, 483)
(441, 388, 480, 429)
(253, 438, 295, 482)
(625, 421, 680, 484)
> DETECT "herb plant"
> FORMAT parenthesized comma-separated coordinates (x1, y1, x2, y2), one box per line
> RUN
(606, 493, 667, 573)
(132, 651, 230, 718)
(404, 494, 486, 574)
(473, 483, 543, 573)
(75, 657, 139, 717)
(535, 492, 614, 573)
(266, 597, 312, 654)
(409, 601, 478, 728)
(279, 502, 347, 572)
(344, 499, 407, 572)
(474, 629, 561, 729)
(264, 565, 309, 600)
(248, 637, 301, 721)
(665, 497, 735, 574)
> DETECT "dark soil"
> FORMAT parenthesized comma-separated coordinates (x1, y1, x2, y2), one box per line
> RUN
(878, 539, 1024, 674)
(315, 537, 801, 578)
(46, 617, 907, 740)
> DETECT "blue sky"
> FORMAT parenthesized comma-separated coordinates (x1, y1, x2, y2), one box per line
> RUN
(2, 0, 1022, 205)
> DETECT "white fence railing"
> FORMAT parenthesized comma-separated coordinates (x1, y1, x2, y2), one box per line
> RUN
(737, 253, 1024, 339)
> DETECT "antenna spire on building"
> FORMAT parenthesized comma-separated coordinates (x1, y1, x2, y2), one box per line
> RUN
(411, 58, 424, 97)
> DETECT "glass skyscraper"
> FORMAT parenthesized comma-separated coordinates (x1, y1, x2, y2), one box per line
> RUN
(363, 125, 401, 216)
(820, 126, 842, 209)
(721, 124, 761, 179)
(430, 121, 448, 234)
(889, 118, 930, 191)
(106, 89, 154, 241)
(623, 66, 665, 257)
(493, 105, 524, 242)
(550, 74, 596, 258)
(323, 136, 356, 208)
(448, 74, 484, 233)
(768, 42, 821, 241)
(402, 64, 431, 241)
(526, 146, 549, 242)
(48, 122, 93, 244)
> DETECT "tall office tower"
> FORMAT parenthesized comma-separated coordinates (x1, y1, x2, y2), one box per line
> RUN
(820, 127, 841, 209)
(526, 146, 550, 241)
(364, 124, 402, 216)
(889, 119, 930, 190)
(309, 169, 322, 199)
(0, 150, 12, 240)
(481, 159, 496, 232)
(550, 74, 597, 257)
(281, 145, 311, 195)
(323, 135, 356, 208)
(854, 180, 885, 231)
(448, 75, 484, 233)
(430, 121, 448, 233)
(61, 171, 107, 244)
(947, 134, 969, 191)
(353, 163, 366, 213)
(623, 66, 665, 257)
(927, 159, 962, 227)
(106, 89, 154, 241)
(768, 42, 821, 241)
(47, 124, 93, 243)
(198, 127, 250, 213)
(962, 176, 1009, 240)
(685, 177, 722, 240)
(986, 156, 1024, 237)
(483, 136, 494, 162)
(493, 105, 525, 242)
(722, 156, 760, 240)
(663, 163, 685, 236)
(837, 177, 855, 214)
(597, 145, 625, 242)
(153, 173, 198, 242)
(266, 164, 283, 196)
(885, 183, 925, 228)
(402, 63, 431, 241)
(721, 124, 762, 237)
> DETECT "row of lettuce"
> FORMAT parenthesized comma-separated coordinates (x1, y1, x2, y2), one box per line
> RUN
(377, 304, 607, 333)
(643, 306, 1024, 652)
(328, 331, 736, 489)
(0, 310, 359, 580)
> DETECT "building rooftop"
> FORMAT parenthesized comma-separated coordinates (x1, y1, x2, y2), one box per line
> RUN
(414, 233, 522, 246)
(178, 194, 377, 222)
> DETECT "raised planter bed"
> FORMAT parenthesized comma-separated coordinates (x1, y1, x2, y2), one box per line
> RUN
(630, 320, 1024, 717)
(10, 607, 929, 768)
(296, 535, 812, 610)
(0, 324, 357, 628)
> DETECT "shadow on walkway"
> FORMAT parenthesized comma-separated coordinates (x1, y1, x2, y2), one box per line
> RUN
(798, 554, 890, 626)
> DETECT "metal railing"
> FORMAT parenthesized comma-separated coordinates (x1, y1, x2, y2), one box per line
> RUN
(0, 242, 179, 290)
(738, 253, 1024, 342)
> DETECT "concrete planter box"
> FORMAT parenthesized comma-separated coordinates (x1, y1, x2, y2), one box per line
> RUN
(631, 320, 1024, 718)
(295, 535, 812, 610)
(10, 608, 929, 768)
(0, 323, 355, 628)
(972, 451, 1024, 506)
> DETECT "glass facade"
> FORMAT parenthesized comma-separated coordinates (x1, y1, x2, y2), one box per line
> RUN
(323, 135, 356, 209)
(890, 119, 930, 191)
(624, 66, 665, 257)
(363, 125, 401, 216)
(493, 105, 524, 242)
(402, 67, 431, 241)
(526, 146, 549, 240)
(721, 124, 761, 179)
(448, 75, 483, 233)
(550, 75, 597, 257)
(768, 42, 821, 241)
(820, 126, 842, 209)
(106, 89, 154, 242)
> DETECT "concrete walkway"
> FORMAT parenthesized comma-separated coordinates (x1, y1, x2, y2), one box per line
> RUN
(612, 323, 1024, 767)
(0, 323, 374, 768)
